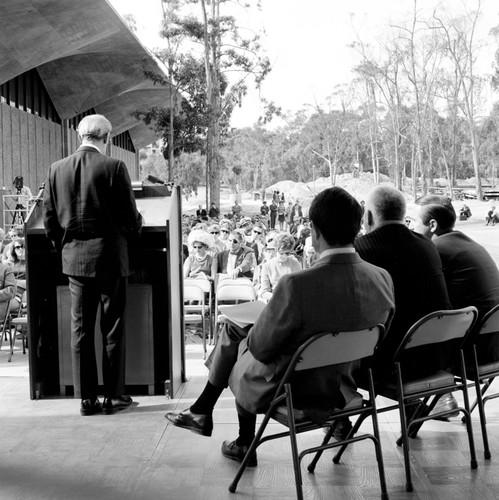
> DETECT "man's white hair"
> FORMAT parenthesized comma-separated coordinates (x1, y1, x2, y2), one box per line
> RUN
(77, 114, 112, 141)
(367, 185, 406, 222)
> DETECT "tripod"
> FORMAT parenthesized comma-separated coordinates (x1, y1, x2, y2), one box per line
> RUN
(11, 189, 26, 226)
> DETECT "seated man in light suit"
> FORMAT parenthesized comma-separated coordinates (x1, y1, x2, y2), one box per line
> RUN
(216, 230, 255, 279)
(166, 187, 395, 466)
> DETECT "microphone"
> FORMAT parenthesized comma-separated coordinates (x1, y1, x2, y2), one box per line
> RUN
(147, 175, 167, 185)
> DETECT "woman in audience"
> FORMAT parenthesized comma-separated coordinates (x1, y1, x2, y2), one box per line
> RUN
(3, 237, 26, 279)
(183, 229, 217, 279)
(258, 233, 301, 302)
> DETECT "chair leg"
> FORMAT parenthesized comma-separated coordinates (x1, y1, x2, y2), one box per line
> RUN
(228, 411, 272, 493)
(307, 424, 334, 473)
(398, 400, 414, 492)
(332, 412, 367, 464)
(464, 377, 494, 422)
(474, 376, 491, 460)
(370, 405, 389, 500)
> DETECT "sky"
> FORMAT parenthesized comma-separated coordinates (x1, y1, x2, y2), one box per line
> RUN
(109, 0, 499, 128)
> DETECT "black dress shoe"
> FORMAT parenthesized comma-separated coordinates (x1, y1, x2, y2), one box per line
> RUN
(430, 393, 459, 421)
(102, 395, 133, 415)
(164, 409, 213, 437)
(80, 398, 101, 416)
(221, 440, 257, 467)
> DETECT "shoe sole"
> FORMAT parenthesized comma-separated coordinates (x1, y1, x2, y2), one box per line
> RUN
(221, 450, 257, 467)
(166, 418, 212, 437)
(102, 404, 132, 415)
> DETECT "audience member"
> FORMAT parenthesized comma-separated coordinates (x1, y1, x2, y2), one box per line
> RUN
(355, 186, 450, 381)
(277, 200, 286, 231)
(0, 261, 16, 320)
(196, 205, 208, 221)
(165, 187, 395, 467)
(183, 229, 217, 279)
(258, 233, 301, 302)
(209, 224, 225, 254)
(216, 230, 254, 279)
(415, 196, 499, 415)
(3, 237, 26, 279)
(246, 222, 266, 264)
(208, 202, 219, 220)
(486, 206, 498, 226)
(269, 200, 277, 229)
(232, 200, 242, 218)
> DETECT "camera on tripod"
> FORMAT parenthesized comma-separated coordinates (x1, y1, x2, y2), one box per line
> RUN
(13, 176, 24, 193)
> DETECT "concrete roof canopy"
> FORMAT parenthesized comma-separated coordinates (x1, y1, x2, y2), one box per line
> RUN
(0, 0, 176, 149)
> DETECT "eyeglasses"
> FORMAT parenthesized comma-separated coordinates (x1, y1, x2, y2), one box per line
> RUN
(267, 238, 274, 243)
(221, 229, 229, 233)
(192, 245, 205, 249)
(231, 239, 241, 244)
(253, 229, 262, 234)
(210, 231, 220, 235)
(14, 245, 24, 250)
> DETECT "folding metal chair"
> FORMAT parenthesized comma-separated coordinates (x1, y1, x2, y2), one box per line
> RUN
(335, 307, 478, 493)
(214, 277, 256, 345)
(184, 282, 209, 358)
(228, 326, 388, 500)
(458, 304, 499, 460)
(184, 277, 213, 358)
(6, 279, 27, 362)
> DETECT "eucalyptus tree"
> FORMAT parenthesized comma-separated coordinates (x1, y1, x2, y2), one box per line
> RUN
(429, 0, 487, 200)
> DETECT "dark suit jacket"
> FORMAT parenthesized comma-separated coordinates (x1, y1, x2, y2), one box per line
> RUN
(43, 146, 142, 278)
(217, 246, 254, 278)
(434, 231, 499, 364)
(229, 252, 395, 419)
(355, 224, 451, 379)
(0, 263, 15, 319)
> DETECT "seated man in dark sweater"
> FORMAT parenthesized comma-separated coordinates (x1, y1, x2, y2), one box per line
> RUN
(414, 195, 499, 416)
(355, 186, 451, 381)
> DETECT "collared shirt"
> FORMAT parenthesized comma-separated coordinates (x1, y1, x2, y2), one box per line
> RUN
(318, 247, 356, 260)
(79, 143, 101, 153)
(227, 252, 238, 274)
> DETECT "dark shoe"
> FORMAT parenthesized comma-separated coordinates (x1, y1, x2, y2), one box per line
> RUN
(80, 398, 101, 416)
(430, 393, 459, 421)
(165, 409, 213, 437)
(102, 395, 133, 415)
(332, 417, 353, 441)
(221, 439, 257, 467)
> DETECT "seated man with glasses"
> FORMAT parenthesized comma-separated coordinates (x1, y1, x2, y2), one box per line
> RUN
(208, 223, 225, 254)
(216, 230, 255, 279)
(246, 222, 266, 264)
(166, 187, 395, 467)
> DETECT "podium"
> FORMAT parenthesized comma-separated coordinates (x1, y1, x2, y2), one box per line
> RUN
(24, 185, 185, 400)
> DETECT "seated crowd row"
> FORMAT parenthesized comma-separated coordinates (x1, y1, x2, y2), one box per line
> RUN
(182, 215, 314, 302)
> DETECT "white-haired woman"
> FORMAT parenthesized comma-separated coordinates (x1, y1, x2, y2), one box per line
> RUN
(183, 229, 217, 279)
(258, 233, 301, 302)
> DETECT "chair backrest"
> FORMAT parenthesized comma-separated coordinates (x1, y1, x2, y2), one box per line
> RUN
(15, 279, 27, 303)
(394, 307, 478, 358)
(184, 283, 206, 304)
(216, 281, 256, 303)
(476, 304, 499, 336)
(294, 326, 385, 372)
(184, 277, 211, 294)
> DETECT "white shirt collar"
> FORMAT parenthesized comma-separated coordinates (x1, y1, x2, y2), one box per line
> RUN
(319, 247, 356, 259)
(79, 143, 101, 153)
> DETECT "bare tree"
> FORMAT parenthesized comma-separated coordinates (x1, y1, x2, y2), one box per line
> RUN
(430, 0, 486, 200)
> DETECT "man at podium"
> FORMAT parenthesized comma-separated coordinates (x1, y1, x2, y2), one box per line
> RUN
(42, 114, 142, 416)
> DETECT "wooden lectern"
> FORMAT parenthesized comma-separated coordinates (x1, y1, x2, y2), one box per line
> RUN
(24, 184, 185, 400)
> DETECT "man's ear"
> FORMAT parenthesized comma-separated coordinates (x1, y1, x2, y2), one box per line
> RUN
(429, 219, 439, 234)
(366, 210, 374, 228)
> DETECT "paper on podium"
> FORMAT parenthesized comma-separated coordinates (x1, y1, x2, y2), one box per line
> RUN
(218, 300, 266, 328)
